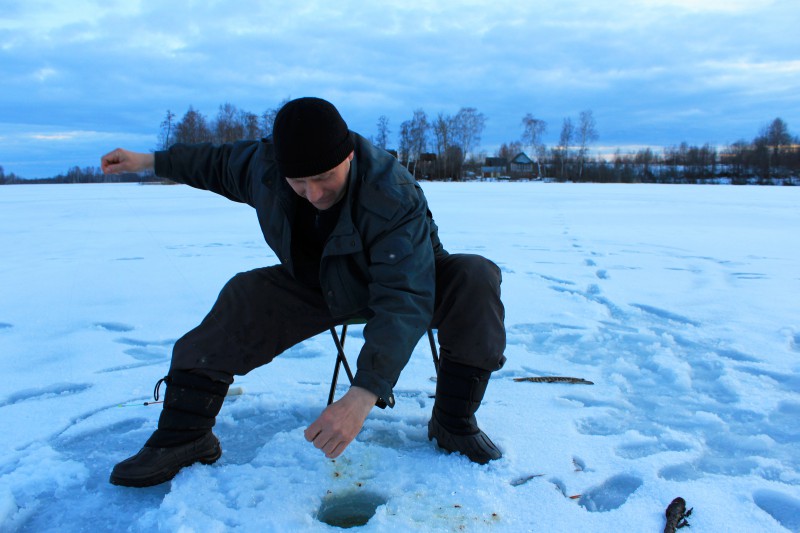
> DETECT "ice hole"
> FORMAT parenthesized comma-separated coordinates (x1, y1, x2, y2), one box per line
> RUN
(316, 490, 386, 529)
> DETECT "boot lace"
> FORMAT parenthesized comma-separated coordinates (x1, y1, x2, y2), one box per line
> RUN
(144, 375, 170, 406)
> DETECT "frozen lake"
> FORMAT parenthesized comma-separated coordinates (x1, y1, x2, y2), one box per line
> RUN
(1, 182, 799, 531)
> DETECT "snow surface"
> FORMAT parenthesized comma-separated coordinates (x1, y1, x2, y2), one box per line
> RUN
(1, 182, 799, 532)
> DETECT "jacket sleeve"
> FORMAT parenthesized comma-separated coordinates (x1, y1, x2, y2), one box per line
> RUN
(154, 141, 261, 206)
(351, 183, 435, 406)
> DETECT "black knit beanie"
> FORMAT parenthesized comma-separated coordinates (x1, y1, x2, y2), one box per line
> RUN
(273, 97, 355, 178)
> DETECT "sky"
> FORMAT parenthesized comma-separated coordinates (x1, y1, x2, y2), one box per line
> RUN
(1, 0, 799, 178)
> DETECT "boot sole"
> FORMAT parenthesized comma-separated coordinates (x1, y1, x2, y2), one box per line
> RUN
(110, 445, 221, 488)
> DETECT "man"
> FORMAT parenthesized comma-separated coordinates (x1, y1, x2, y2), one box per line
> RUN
(101, 97, 506, 488)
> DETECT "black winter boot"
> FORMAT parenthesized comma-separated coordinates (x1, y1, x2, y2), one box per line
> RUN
(428, 359, 502, 464)
(110, 371, 229, 487)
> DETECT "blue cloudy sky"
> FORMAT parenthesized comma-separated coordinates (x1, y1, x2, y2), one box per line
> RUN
(1, 0, 798, 178)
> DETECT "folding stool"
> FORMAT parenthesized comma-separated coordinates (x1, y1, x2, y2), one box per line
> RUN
(328, 318, 439, 407)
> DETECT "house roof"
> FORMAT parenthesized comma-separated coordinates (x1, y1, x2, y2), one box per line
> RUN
(511, 152, 533, 164)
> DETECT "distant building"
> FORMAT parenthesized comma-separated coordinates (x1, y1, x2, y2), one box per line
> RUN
(481, 157, 508, 178)
(481, 152, 536, 179)
(510, 152, 534, 174)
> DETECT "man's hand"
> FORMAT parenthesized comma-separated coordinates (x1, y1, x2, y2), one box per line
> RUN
(304, 386, 378, 459)
(100, 148, 155, 175)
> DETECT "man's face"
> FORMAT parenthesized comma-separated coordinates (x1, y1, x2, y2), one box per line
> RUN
(285, 151, 354, 211)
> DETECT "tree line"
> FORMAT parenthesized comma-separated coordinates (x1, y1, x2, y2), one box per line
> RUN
(0, 165, 163, 185)
(152, 102, 797, 184)
(1, 101, 797, 185)
(587, 118, 800, 185)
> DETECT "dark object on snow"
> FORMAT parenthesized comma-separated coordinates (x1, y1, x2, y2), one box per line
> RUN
(510, 474, 544, 487)
(429, 359, 502, 464)
(664, 497, 692, 532)
(513, 376, 594, 385)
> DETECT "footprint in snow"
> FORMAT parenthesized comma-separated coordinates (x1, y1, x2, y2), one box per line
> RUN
(106, 337, 175, 363)
(615, 438, 693, 459)
(537, 274, 576, 286)
(123, 347, 169, 361)
(731, 272, 768, 280)
(714, 348, 759, 363)
(114, 337, 175, 347)
(96, 361, 165, 373)
(630, 303, 701, 327)
(0, 383, 92, 408)
(577, 474, 644, 512)
(736, 366, 800, 392)
(658, 462, 704, 482)
(752, 490, 800, 532)
(572, 456, 589, 472)
(575, 415, 628, 437)
(94, 322, 135, 332)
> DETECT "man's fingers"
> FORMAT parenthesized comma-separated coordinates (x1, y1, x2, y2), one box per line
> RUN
(306, 420, 348, 457)
(100, 149, 125, 174)
(305, 388, 374, 458)
(325, 442, 345, 459)
(304, 425, 320, 442)
(311, 430, 340, 455)
(317, 432, 344, 458)
(100, 148, 153, 175)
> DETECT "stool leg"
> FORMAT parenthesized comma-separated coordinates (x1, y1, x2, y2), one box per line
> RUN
(328, 324, 355, 405)
(427, 328, 439, 373)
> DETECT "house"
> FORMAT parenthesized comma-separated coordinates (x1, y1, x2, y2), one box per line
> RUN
(481, 157, 508, 178)
(481, 152, 537, 179)
(510, 152, 534, 174)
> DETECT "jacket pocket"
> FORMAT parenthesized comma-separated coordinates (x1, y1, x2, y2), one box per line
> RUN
(369, 235, 413, 265)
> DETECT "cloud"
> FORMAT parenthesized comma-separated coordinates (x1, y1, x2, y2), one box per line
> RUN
(640, 0, 770, 14)
(1, 0, 798, 177)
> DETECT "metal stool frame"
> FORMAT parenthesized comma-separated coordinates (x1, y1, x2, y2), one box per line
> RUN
(328, 320, 439, 406)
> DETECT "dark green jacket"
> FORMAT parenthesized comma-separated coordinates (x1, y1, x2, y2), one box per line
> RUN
(154, 133, 445, 405)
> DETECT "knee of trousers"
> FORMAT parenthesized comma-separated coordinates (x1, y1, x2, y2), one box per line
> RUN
(447, 254, 502, 295)
(217, 271, 258, 303)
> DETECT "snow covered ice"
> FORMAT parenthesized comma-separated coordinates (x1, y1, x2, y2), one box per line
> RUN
(1, 182, 799, 532)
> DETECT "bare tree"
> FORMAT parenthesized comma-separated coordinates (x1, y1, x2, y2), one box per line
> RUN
(764, 117, 792, 147)
(521, 114, 547, 176)
(760, 117, 792, 172)
(396, 110, 432, 178)
(213, 103, 245, 144)
(174, 106, 213, 144)
(398, 120, 412, 166)
(452, 107, 486, 166)
(432, 113, 469, 180)
(555, 117, 575, 180)
(433, 113, 453, 156)
(410, 109, 430, 161)
(158, 109, 176, 150)
(496, 142, 523, 161)
(576, 110, 599, 180)
(432, 113, 453, 179)
(375, 115, 390, 150)
(261, 97, 291, 138)
(241, 111, 261, 140)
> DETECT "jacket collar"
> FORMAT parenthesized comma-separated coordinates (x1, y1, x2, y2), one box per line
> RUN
(324, 150, 363, 256)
